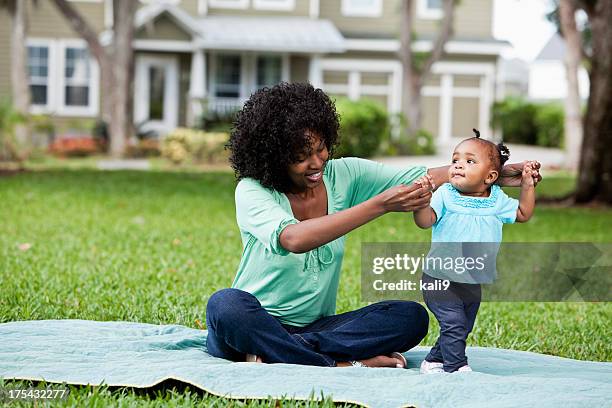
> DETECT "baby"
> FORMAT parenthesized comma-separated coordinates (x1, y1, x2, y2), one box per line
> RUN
(413, 129, 537, 373)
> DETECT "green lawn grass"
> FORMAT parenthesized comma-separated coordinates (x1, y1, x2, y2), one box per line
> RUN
(1, 170, 611, 407)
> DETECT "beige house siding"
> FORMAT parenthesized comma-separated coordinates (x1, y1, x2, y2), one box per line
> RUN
(289, 55, 310, 83)
(415, 0, 493, 39)
(27, 1, 106, 38)
(319, 0, 399, 38)
(176, 0, 200, 15)
(135, 14, 192, 41)
(206, 0, 310, 16)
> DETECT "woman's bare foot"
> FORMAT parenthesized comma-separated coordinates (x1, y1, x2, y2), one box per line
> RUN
(246, 354, 264, 363)
(336, 354, 405, 368)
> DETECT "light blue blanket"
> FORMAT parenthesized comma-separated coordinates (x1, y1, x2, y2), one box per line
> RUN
(1, 320, 610, 408)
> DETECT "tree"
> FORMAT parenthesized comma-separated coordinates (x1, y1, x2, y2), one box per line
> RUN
(1, 0, 31, 151)
(51, 0, 138, 158)
(399, 0, 457, 137)
(571, 0, 612, 203)
(558, 0, 583, 171)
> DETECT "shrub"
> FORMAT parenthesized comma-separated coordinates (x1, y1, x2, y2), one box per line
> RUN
(334, 98, 389, 158)
(491, 97, 564, 148)
(126, 138, 161, 158)
(48, 137, 101, 157)
(381, 114, 436, 156)
(491, 97, 538, 145)
(535, 103, 564, 148)
(161, 128, 229, 165)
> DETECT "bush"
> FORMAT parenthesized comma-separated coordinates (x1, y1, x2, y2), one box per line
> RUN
(126, 139, 161, 158)
(334, 98, 389, 158)
(380, 114, 436, 156)
(491, 97, 564, 148)
(48, 137, 102, 157)
(535, 103, 564, 148)
(161, 128, 229, 165)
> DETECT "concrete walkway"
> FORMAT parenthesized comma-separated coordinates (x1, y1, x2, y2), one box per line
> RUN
(97, 159, 151, 170)
(374, 138, 566, 170)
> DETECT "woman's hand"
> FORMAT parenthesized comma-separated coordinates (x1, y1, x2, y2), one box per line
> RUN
(375, 182, 432, 214)
(499, 161, 542, 187)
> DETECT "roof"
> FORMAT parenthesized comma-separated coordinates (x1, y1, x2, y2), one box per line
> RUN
(535, 33, 566, 61)
(132, 4, 346, 54)
(195, 16, 345, 53)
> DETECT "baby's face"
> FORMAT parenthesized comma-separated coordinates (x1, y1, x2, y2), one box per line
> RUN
(448, 139, 497, 193)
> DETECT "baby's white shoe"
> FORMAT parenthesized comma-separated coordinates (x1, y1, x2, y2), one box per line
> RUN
(420, 360, 444, 374)
(457, 365, 472, 372)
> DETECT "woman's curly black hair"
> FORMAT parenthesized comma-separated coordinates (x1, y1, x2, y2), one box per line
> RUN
(226, 82, 340, 192)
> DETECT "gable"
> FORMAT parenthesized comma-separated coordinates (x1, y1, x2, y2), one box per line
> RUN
(136, 13, 192, 41)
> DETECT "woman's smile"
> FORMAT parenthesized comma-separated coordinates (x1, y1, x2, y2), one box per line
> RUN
(305, 171, 322, 183)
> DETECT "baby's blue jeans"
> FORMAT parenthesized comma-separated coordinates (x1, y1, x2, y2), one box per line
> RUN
(422, 273, 482, 372)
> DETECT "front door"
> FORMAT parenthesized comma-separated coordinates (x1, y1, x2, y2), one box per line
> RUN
(134, 54, 179, 136)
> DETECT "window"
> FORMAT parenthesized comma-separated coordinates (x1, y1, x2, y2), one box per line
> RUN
(256, 56, 282, 89)
(208, 0, 248, 9)
(253, 0, 295, 11)
(215, 55, 241, 98)
(417, 0, 443, 19)
(64, 47, 91, 107)
(341, 0, 382, 17)
(27, 46, 50, 107)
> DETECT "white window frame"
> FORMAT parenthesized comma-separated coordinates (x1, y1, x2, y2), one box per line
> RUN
(417, 0, 443, 20)
(27, 39, 56, 114)
(57, 39, 100, 117)
(341, 0, 382, 18)
(253, 0, 295, 11)
(208, 52, 289, 111)
(208, 0, 249, 9)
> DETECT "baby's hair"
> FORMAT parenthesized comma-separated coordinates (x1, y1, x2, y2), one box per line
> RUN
(470, 128, 510, 173)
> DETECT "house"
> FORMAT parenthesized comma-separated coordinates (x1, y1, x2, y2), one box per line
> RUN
(528, 32, 589, 102)
(0, 0, 508, 144)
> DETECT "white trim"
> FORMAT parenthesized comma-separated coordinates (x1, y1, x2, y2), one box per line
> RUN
(344, 38, 508, 56)
(253, 0, 295, 11)
(56, 39, 100, 117)
(133, 39, 196, 52)
(134, 54, 179, 135)
(309, 0, 319, 18)
(432, 61, 495, 76)
(478, 74, 493, 137)
(438, 74, 453, 144)
(198, 0, 208, 14)
(208, 0, 249, 9)
(319, 58, 402, 113)
(26, 39, 56, 114)
(207, 52, 290, 109)
(417, 0, 443, 20)
(341, 0, 382, 17)
(308, 54, 322, 88)
(423, 86, 481, 98)
(139, 0, 181, 4)
(104, 0, 113, 28)
(281, 54, 290, 82)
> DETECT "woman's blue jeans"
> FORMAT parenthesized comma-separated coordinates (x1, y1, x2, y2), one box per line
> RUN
(205, 288, 429, 366)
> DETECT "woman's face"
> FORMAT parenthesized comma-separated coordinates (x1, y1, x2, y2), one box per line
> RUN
(287, 131, 329, 192)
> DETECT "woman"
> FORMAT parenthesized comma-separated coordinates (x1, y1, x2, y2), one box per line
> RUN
(206, 82, 540, 368)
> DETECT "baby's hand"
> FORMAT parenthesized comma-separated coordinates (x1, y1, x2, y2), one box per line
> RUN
(521, 162, 537, 188)
(414, 174, 435, 193)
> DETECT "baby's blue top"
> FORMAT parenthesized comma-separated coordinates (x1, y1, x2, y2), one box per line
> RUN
(424, 183, 519, 283)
